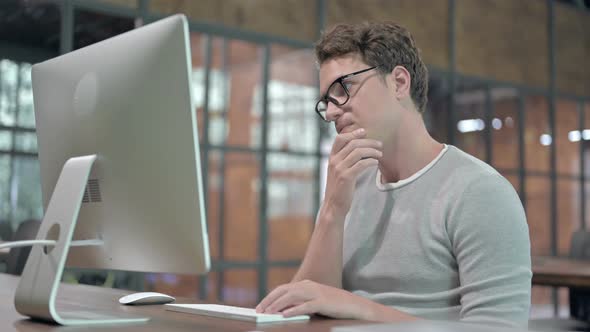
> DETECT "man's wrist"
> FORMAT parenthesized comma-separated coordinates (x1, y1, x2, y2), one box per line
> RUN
(318, 203, 347, 226)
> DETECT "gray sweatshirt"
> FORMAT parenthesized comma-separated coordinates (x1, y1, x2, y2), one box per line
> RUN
(342, 145, 531, 327)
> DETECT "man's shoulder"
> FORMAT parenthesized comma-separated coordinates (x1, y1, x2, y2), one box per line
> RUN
(427, 146, 522, 213)
(442, 147, 527, 239)
(440, 146, 508, 189)
(444, 146, 499, 175)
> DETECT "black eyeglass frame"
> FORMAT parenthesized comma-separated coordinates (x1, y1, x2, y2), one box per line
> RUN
(315, 66, 379, 121)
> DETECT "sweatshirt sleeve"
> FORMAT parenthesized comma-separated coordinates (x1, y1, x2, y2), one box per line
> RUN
(447, 174, 532, 327)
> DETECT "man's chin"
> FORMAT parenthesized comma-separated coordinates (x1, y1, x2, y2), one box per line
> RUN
(340, 126, 357, 134)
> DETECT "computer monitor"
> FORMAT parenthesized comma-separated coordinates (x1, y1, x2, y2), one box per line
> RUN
(14, 14, 210, 325)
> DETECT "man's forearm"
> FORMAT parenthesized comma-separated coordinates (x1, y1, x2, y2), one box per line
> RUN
(292, 206, 345, 288)
(363, 299, 420, 322)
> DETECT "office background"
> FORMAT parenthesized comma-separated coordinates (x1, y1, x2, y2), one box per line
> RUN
(0, 0, 589, 319)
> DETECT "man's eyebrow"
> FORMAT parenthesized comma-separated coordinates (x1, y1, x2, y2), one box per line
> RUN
(318, 86, 328, 99)
(319, 73, 344, 97)
(318, 80, 334, 98)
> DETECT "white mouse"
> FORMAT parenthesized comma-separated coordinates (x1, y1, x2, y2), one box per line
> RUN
(119, 292, 176, 305)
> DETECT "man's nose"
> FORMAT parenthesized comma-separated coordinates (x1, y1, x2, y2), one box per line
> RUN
(325, 102, 343, 122)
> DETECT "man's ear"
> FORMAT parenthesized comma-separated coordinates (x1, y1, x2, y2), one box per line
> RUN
(391, 66, 411, 99)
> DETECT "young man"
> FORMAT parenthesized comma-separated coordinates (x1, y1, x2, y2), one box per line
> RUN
(256, 22, 531, 327)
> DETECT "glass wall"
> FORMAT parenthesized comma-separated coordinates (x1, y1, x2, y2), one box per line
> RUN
(0, 60, 43, 233)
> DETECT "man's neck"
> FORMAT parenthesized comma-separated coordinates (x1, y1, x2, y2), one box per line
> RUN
(378, 114, 444, 184)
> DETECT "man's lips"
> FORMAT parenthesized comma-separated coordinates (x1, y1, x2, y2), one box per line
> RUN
(339, 125, 357, 134)
(336, 121, 355, 133)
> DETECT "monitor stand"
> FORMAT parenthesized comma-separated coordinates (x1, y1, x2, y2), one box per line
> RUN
(13, 154, 149, 325)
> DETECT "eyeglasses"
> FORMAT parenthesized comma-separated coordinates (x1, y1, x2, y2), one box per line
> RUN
(315, 66, 379, 121)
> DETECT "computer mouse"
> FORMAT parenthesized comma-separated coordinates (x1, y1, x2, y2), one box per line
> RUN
(119, 292, 176, 305)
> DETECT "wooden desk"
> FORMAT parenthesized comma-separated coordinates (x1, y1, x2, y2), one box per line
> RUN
(532, 256, 590, 288)
(0, 273, 372, 332)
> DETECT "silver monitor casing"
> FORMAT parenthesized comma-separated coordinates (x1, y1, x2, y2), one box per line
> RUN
(15, 14, 210, 325)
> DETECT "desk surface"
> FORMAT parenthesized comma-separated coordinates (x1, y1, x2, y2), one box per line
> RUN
(532, 256, 590, 288)
(0, 273, 372, 332)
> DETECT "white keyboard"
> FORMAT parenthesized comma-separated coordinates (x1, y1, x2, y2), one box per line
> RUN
(165, 303, 310, 324)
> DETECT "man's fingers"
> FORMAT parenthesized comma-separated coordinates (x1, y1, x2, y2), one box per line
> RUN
(346, 158, 379, 178)
(282, 301, 317, 318)
(335, 138, 382, 161)
(331, 128, 366, 153)
(256, 285, 288, 313)
(340, 148, 382, 169)
(264, 291, 301, 314)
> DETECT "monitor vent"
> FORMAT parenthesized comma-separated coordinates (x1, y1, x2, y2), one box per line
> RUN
(82, 179, 102, 203)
